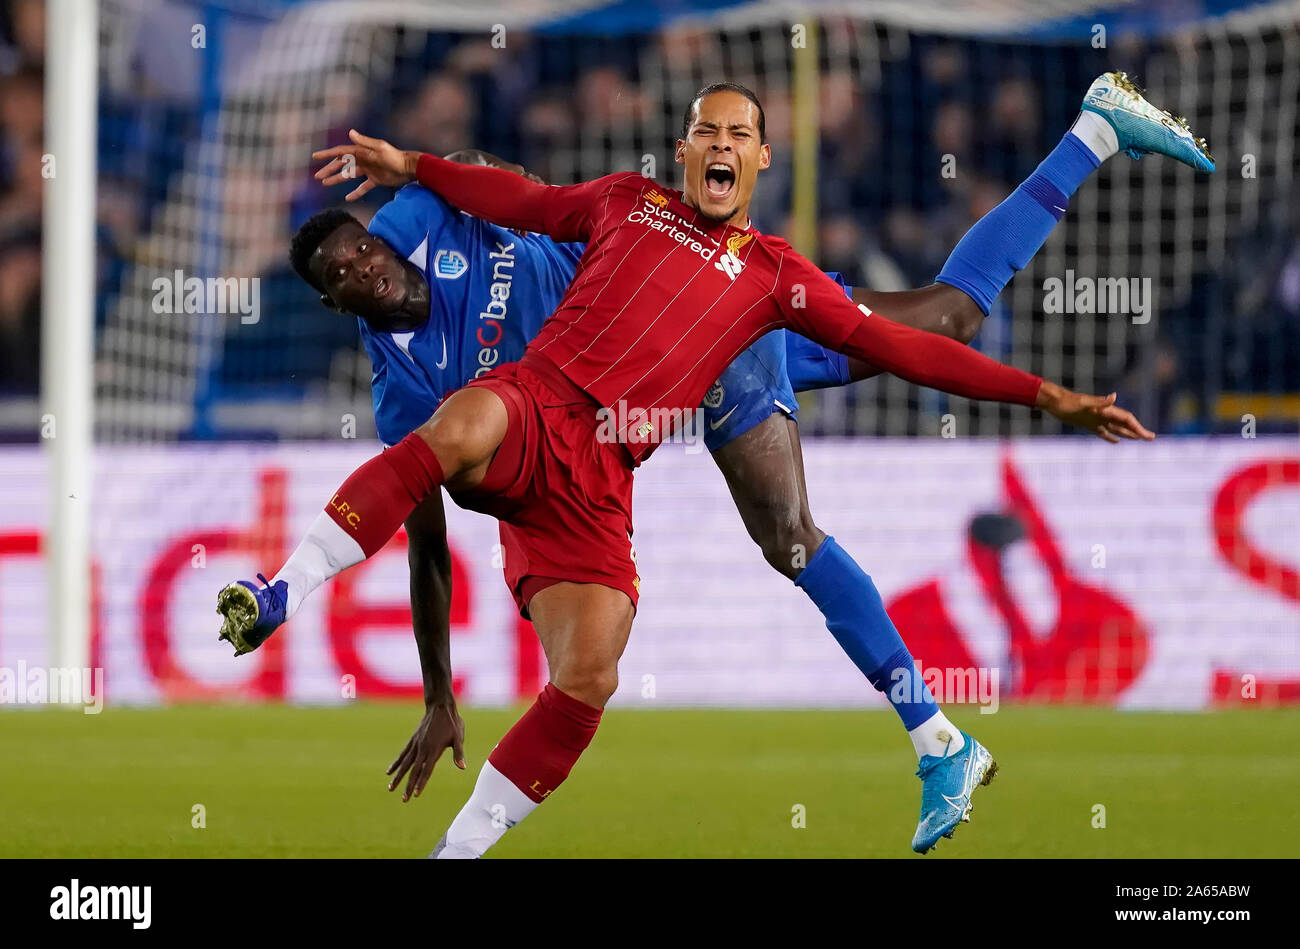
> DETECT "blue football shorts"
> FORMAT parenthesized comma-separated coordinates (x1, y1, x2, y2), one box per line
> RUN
(701, 273, 856, 452)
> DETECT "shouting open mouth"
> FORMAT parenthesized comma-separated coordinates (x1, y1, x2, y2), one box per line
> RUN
(704, 161, 736, 200)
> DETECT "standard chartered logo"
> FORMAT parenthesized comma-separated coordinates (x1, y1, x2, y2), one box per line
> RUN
(627, 201, 714, 260)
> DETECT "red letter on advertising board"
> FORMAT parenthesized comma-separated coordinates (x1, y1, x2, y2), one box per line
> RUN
(0, 531, 104, 673)
(327, 530, 473, 698)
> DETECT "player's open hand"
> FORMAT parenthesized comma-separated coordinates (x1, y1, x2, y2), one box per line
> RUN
(1036, 381, 1155, 443)
(386, 699, 466, 802)
(312, 129, 420, 202)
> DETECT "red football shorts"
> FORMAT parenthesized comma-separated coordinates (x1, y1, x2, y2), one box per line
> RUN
(446, 351, 640, 618)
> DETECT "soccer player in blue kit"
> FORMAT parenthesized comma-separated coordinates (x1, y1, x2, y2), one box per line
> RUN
(230, 73, 1211, 852)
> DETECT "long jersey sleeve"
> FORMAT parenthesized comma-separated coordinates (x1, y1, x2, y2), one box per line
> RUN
(775, 250, 1042, 406)
(414, 153, 626, 243)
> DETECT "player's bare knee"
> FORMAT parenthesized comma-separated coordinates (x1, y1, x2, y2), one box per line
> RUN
(411, 419, 468, 476)
(926, 283, 984, 343)
(553, 663, 618, 708)
(757, 513, 824, 580)
(951, 301, 984, 344)
(414, 390, 506, 477)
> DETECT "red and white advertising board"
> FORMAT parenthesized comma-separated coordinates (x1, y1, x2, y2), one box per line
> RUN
(0, 437, 1295, 709)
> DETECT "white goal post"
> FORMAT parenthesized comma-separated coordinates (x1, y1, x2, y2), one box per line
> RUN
(41, 0, 98, 678)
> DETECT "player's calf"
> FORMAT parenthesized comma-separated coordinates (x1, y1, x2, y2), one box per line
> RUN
(214, 433, 444, 654)
(845, 284, 984, 382)
(433, 581, 632, 858)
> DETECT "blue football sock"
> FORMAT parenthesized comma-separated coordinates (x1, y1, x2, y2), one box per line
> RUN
(794, 536, 937, 730)
(936, 131, 1101, 315)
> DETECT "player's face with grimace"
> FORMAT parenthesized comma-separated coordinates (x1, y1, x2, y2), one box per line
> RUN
(676, 90, 771, 224)
(310, 219, 422, 321)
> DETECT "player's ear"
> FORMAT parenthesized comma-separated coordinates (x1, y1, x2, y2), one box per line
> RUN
(674, 139, 686, 166)
(759, 143, 771, 170)
(319, 293, 345, 314)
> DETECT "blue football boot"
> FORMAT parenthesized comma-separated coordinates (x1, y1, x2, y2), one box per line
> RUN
(1080, 70, 1215, 172)
(215, 573, 287, 656)
(912, 730, 998, 854)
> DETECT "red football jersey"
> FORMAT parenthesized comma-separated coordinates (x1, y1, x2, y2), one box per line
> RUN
(415, 156, 1042, 463)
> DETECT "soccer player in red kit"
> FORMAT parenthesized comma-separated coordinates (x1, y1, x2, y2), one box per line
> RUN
(219, 87, 1152, 857)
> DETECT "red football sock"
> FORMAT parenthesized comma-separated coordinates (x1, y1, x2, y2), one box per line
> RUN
(488, 683, 604, 803)
(324, 432, 444, 556)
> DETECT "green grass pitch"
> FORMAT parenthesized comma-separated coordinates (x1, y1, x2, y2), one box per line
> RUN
(2, 704, 1296, 858)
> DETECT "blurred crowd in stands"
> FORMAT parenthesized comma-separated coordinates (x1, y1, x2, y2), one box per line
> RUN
(1, 0, 1296, 437)
(0, 0, 43, 397)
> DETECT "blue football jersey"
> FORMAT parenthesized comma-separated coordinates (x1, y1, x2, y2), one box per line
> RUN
(361, 184, 583, 445)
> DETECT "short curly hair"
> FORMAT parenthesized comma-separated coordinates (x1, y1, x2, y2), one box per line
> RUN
(290, 208, 359, 292)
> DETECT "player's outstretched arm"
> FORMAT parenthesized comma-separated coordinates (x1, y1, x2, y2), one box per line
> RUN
(859, 311, 1151, 442)
(781, 260, 1153, 442)
(782, 284, 978, 392)
(313, 131, 600, 240)
(442, 147, 546, 184)
(385, 492, 466, 803)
